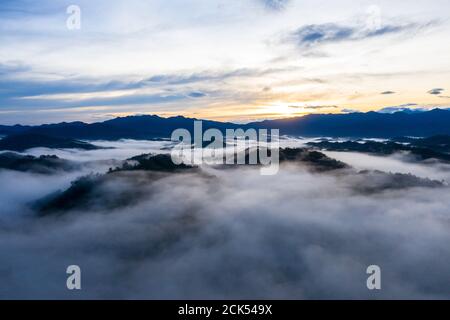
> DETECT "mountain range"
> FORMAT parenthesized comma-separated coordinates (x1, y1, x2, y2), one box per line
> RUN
(1, 109, 450, 140)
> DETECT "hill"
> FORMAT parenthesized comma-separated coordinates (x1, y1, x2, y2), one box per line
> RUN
(0, 152, 77, 174)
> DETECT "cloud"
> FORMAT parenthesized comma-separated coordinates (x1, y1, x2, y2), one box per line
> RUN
(323, 150, 450, 181)
(341, 108, 360, 113)
(6, 91, 186, 110)
(260, 0, 290, 11)
(0, 69, 238, 111)
(288, 21, 427, 49)
(381, 91, 396, 95)
(0, 65, 300, 124)
(307, 105, 338, 110)
(0, 67, 286, 106)
(428, 88, 444, 95)
(290, 105, 338, 110)
(290, 23, 354, 48)
(187, 92, 207, 98)
(0, 62, 31, 76)
(376, 105, 450, 114)
(145, 68, 286, 86)
(0, 1, 448, 126)
(377, 104, 424, 114)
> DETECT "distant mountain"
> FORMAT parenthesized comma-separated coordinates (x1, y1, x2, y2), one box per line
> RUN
(250, 109, 450, 138)
(0, 133, 103, 152)
(0, 124, 31, 136)
(0, 116, 243, 141)
(1, 109, 450, 140)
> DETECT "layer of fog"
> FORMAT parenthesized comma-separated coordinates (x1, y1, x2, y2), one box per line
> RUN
(323, 151, 450, 182)
(25, 139, 172, 162)
(0, 140, 173, 223)
(0, 163, 118, 223)
(0, 138, 449, 299)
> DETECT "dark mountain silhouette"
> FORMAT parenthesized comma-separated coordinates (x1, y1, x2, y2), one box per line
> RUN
(1, 109, 450, 141)
(250, 109, 450, 138)
(0, 133, 103, 152)
(0, 116, 243, 141)
(0, 124, 31, 136)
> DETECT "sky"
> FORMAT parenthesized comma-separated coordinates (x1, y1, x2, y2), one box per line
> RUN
(0, 0, 449, 124)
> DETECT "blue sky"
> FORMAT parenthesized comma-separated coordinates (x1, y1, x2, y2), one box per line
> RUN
(0, 0, 449, 124)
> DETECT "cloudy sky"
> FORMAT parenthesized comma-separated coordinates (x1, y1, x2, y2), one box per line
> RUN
(0, 0, 449, 124)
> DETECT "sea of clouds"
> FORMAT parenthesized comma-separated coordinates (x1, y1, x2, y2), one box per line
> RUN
(0, 138, 449, 299)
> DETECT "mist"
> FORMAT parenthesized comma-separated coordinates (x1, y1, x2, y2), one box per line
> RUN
(324, 151, 450, 182)
(0, 139, 449, 299)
